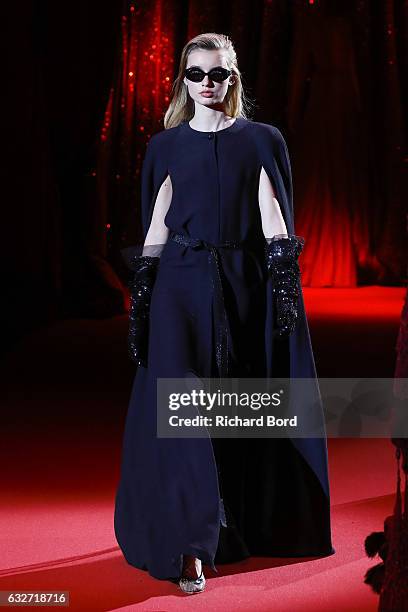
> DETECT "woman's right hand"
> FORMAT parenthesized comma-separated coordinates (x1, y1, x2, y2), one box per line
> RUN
(127, 255, 160, 366)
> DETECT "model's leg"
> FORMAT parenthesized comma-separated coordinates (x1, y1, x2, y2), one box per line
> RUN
(178, 554, 206, 594)
(181, 555, 202, 578)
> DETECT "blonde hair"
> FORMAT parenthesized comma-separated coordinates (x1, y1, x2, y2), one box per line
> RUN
(163, 33, 254, 129)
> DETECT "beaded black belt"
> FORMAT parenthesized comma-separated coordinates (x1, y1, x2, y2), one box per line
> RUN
(169, 231, 248, 378)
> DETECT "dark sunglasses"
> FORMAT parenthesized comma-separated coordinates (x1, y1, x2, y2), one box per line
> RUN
(184, 66, 232, 83)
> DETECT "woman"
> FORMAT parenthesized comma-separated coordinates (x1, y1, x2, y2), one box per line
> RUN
(114, 32, 334, 595)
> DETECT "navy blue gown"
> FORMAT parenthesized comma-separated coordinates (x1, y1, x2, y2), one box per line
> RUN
(114, 117, 335, 580)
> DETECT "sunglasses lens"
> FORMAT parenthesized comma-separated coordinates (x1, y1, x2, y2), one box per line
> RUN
(209, 69, 229, 82)
(185, 68, 205, 82)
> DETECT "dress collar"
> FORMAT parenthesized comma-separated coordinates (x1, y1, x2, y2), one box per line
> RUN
(180, 116, 248, 138)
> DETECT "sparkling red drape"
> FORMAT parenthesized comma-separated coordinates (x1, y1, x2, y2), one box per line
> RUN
(99, 0, 407, 288)
(96, 0, 176, 267)
(3, 0, 407, 343)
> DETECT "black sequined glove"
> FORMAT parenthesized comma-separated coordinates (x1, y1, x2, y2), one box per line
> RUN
(265, 234, 305, 339)
(127, 255, 160, 366)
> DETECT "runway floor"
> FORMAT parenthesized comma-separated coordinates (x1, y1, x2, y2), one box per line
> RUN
(1, 286, 405, 611)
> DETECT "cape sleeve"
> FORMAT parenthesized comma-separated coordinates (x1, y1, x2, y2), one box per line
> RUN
(121, 131, 171, 269)
(141, 131, 173, 240)
(253, 123, 295, 236)
(257, 125, 331, 501)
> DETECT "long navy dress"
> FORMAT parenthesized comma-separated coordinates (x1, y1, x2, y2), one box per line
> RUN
(114, 117, 335, 580)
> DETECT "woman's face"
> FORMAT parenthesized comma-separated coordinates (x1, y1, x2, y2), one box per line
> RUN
(183, 49, 235, 108)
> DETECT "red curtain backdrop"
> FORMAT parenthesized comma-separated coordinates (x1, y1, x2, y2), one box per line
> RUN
(95, 0, 177, 265)
(98, 0, 407, 290)
(4, 0, 407, 348)
(286, 1, 406, 286)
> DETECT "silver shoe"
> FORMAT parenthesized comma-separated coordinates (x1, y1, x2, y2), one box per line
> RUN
(178, 570, 206, 594)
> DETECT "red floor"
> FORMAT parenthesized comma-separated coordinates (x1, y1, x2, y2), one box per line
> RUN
(0, 286, 405, 611)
